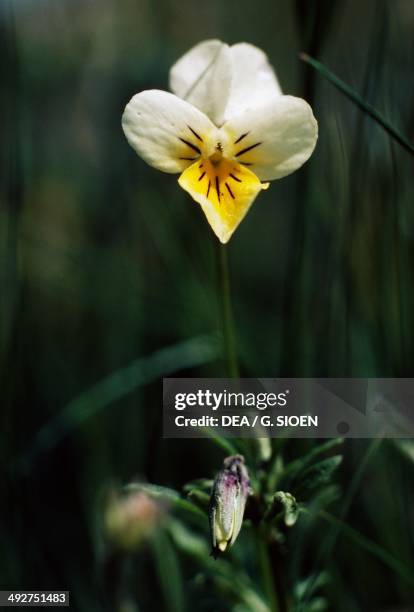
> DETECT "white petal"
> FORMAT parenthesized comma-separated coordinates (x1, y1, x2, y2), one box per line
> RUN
(222, 95, 318, 181)
(169, 40, 223, 99)
(223, 43, 282, 120)
(169, 40, 232, 126)
(122, 90, 218, 173)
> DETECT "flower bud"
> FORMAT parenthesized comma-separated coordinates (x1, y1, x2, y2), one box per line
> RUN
(209, 455, 251, 555)
(104, 487, 163, 551)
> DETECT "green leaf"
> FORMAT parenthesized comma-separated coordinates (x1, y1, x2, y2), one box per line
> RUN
(19, 335, 219, 471)
(307, 484, 342, 511)
(186, 488, 210, 505)
(294, 572, 329, 602)
(296, 456, 343, 495)
(283, 439, 344, 482)
(167, 518, 210, 559)
(267, 453, 284, 493)
(298, 440, 381, 609)
(183, 479, 212, 508)
(168, 520, 271, 612)
(151, 529, 184, 612)
(124, 483, 206, 525)
(300, 53, 414, 156)
(306, 598, 328, 612)
(273, 491, 300, 527)
(201, 428, 239, 456)
(256, 437, 272, 462)
(318, 510, 414, 588)
(183, 478, 213, 492)
(393, 440, 414, 464)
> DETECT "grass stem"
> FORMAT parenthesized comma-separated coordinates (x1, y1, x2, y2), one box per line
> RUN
(257, 534, 280, 612)
(216, 243, 239, 378)
(300, 53, 414, 156)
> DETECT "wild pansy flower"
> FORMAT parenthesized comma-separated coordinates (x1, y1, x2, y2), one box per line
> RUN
(209, 454, 251, 555)
(122, 40, 318, 243)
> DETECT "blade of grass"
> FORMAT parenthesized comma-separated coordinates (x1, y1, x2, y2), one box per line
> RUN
(17, 335, 219, 472)
(257, 533, 280, 612)
(318, 509, 414, 587)
(300, 53, 414, 156)
(151, 529, 184, 612)
(297, 438, 382, 610)
(168, 519, 271, 612)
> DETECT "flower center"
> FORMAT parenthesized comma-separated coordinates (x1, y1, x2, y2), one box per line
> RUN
(209, 145, 223, 165)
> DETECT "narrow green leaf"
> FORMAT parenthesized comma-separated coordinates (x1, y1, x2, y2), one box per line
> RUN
(298, 439, 381, 610)
(167, 518, 210, 558)
(256, 437, 272, 462)
(201, 428, 239, 456)
(267, 453, 284, 494)
(318, 510, 414, 587)
(168, 521, 270, 611)
(124, 483, 206, 523)
(183, 478, 213, 492)
(283, 439, 344, 481)
(393, 439, 414, 464)
(296, 456, 343, 495)
(272, 491, 300, 527)
(294, 572, 329, 602)
(19, 335, 219, 470)
(186, 488, 210, 505)
(300, 53, 414, 156)
(151, 529, 184, 612)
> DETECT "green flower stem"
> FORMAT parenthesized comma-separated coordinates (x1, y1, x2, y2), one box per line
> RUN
(300, 53, 414, 156)
(257, 534, 280, 612)
(216, 243, 239, 378)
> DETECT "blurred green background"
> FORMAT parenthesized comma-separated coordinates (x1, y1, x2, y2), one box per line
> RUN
(1, 0, 414, 610)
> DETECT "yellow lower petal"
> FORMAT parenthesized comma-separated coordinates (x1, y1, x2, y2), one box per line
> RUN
(178, 158, 269, 243)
